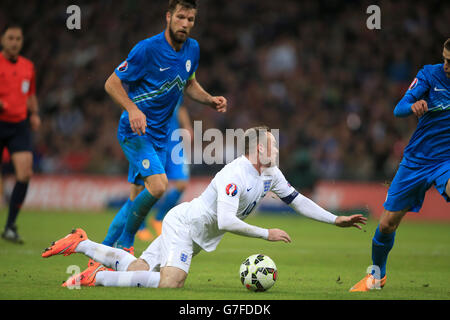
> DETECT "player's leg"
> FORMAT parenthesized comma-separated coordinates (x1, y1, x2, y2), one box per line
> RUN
(371, 208, 408, 278)
(102, 183, 144, 246)
(115, 138, 168, 249)
(42, 228, 137, 271)
(3, 151, 32, 243)
(116, 173, 168, 248)
(350, 161, 427, 292)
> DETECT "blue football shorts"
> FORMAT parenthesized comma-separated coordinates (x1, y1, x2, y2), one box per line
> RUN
(383, 157, 450, 213)
(164, 137, 189, 181)
(119, 136, 167, 186)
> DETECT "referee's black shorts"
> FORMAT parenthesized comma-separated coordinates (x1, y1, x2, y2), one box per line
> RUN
(0, 119, 33, 160)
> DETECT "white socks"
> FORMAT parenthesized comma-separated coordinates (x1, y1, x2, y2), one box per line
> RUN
(96, 271, 161, 288)
(75, 240, 136, 271)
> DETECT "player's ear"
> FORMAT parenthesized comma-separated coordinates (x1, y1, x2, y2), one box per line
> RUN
(166, 11, 172, 25)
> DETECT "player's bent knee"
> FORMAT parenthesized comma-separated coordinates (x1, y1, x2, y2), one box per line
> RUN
(145, 175, 169, 199)
(126, 258, 150, 271)
(379, 209, 407, 234)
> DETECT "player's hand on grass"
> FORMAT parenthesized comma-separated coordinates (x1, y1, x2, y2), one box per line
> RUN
(210, 96, 227, 113)
(411, 100, 428, 117)
(129, 107, 147, 136)
(268, 228, 291, 243)
(334, 214, 367, 230)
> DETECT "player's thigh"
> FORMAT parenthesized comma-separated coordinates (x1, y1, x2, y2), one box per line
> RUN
(10, 151, 33, 181)
(119, 136, 166, 189)
(383, 162, 429, 213)
(159, 266, 187, 288)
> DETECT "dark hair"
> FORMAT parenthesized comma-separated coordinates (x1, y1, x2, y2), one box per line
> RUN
(2, 23, 23, 35)
(444, 38, 450, 51)
(168, 0, 197, 13)
(244, 125, 271, 155)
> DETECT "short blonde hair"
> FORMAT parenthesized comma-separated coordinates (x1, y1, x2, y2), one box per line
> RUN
(244, 125, 270, 155)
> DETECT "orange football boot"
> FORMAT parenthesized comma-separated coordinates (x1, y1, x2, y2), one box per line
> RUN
(116, 245, 134, 256)
(150, 217, 163, 236)
(42, 228, 87, 258)
(87, 259, 113, 271)
(349, 274, 387, 292)
(62, 262, 106, 288)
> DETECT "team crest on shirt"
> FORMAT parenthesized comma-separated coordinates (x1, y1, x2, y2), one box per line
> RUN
(118, 60, 128, 72)
(225, 183, 238, 197)
(142, 159, 150, 169)
(180, 252, 189, 264)
(408, 78, 418, 90)
(186, 60, 191, 72)
(263, 180, 272, 193)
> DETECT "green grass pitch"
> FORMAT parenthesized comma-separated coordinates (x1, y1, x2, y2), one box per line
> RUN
(0, 209, 449, 300)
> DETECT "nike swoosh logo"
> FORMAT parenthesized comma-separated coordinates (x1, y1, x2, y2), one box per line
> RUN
(159, 67, 171, 72)
(434, 87, 447, 91)
(247, 188, 252, 192)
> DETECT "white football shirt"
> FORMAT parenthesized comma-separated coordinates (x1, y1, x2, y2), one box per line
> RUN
(183, 155, 296, 252)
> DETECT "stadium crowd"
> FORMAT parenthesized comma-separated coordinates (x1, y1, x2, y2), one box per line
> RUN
(1, 0, 448, 189)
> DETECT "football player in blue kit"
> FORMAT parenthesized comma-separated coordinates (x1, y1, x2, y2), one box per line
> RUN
(102, 0, 227, 254)
(350, 38, 450, 292)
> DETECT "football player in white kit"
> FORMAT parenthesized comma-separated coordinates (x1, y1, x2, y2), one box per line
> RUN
(42, 126, 367, 288)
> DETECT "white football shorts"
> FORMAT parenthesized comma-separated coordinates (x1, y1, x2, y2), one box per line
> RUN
(140, 202, 202, 274)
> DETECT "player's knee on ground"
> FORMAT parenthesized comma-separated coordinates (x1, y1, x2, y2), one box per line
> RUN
(145, 174, 169, 198)
(126, 258, 150, 271)
(158, 266, 187, 288)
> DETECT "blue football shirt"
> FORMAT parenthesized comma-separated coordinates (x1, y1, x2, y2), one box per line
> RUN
(115, 31, 199, 149)
(396, 64, 450, 164)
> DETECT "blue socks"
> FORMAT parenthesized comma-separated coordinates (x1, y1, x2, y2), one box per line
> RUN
(116, 189, 158, 248)
(102, 199, 133, 246)
(371, 225, 396, 278)
(155, 188, 183, 221)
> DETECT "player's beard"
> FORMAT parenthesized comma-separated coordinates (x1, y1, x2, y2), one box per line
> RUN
(169, 24, 188, 45)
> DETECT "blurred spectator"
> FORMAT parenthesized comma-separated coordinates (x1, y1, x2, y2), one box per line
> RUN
(0, 0, 448, 188)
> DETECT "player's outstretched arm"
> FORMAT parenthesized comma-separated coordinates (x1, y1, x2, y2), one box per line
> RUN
(334, 215, 367, 230)
(185, 77, 227, 113)
(288, 192, 366, 229)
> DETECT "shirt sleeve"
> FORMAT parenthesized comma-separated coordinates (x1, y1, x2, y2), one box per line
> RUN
(394, 66, 431, 117)
(217, 201, 269, 239)
(114, 40, 149, 83)
(268, 167, 297, 204)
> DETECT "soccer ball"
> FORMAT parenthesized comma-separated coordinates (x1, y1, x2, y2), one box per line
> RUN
(239, 254, 277, 292)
